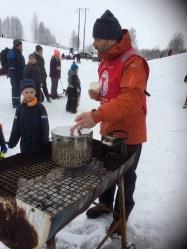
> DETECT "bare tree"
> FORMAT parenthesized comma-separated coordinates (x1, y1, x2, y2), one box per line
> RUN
(38, 22, 45, 44)
(16, 17, 24, 39)
(129, 28, 138, 49)
(11, 17, 23, 39)
(139, 47, 161, 60)
(168, 32, 185, 53)
(31, 13, 39, 43)
(1, 16, 23, 39)
(37, 21, 56, 45)
(3, 17, 11, 38)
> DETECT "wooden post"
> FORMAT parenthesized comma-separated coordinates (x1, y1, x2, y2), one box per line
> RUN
(46, 237, 56, 249)
(118, 176, 127, 248)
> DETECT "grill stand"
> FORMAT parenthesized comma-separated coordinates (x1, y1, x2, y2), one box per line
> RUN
(0, 147, 136, 249)
(46, 175, 129, 249)
(46, 238, 56, 249)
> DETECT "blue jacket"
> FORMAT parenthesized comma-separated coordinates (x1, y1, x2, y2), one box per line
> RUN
(9, 102, 49, 153)
(7, 48, 25, 82)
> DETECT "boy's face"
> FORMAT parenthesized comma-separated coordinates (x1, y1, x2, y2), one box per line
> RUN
(22, 88, 36, 102)
(29, 57, 36, 64)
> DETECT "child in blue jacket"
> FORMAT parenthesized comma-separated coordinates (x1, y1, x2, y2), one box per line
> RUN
(8, 79, 49, 153)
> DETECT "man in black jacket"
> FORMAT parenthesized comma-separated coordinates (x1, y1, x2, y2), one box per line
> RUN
(34, 45, 51, 103)
(7, 39, 25, 108)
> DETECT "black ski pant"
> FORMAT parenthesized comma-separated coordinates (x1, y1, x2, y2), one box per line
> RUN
(42, 81, 50, 100)
(66, 88, 78, 113)
(99, 144, 142, 221)
(10, 77, 21, 107)
(51, 78, 59, 98)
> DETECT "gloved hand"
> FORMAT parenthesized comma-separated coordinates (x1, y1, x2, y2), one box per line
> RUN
(1, 144, 8, 153)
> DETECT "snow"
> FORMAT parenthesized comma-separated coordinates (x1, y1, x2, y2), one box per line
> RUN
(0, 37, 187, 249)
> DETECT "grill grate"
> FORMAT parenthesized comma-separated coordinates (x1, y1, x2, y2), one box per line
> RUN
(0, 157, 106, 216)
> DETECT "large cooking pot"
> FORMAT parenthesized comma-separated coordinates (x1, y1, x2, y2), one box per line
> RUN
(51, 126, 93, 169)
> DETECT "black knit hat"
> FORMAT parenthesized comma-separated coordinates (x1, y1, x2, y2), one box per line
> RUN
(93, 10, 122, 40)
(20, 79, 36, 92)
(13, 39, 22, 47)
(35, 44, 43, 52)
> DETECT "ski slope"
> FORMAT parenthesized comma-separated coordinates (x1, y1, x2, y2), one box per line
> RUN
(0, 38, 187, 249)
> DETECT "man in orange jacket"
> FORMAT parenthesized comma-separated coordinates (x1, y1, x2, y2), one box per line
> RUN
(71, 10, 149, 233)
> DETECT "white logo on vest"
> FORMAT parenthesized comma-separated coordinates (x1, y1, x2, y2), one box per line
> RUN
(99, 71, 109, 96)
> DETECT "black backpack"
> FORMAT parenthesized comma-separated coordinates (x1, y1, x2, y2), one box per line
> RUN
(0, 47, 10, 74)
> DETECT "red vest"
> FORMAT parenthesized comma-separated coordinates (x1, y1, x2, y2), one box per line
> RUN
(98, 48, 149, 113)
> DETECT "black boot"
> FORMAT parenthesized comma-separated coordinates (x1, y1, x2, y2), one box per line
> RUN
(47, 97, 52, 103)
(86, 203, 113, 219)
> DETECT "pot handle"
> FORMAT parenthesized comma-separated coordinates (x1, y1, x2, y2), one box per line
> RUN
(105, 130, 128, 141)
(77, 128, 93, 136)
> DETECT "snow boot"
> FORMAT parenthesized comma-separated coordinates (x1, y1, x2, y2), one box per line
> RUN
(86, 203, 113, 219)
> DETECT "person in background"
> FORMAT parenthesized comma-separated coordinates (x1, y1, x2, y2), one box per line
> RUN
(168, 49, 174, 56)
(66, 62, 81, 113)
(8, 79, 49, 154)
(0, 124, 8, 158)
(183, 74, 187, 109)
(34, 45, 51, 103)
(49, 49, 61, 99)
(7, 39, 25, 108)
(23, 53, 42, 102)
(71, 10, 149, 234)
(76, 52, 81, 63)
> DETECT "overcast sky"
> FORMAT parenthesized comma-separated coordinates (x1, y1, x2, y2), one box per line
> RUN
(1, 0, 187, 50)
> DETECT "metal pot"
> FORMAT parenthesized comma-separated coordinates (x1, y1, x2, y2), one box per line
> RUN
(51, 126, 93, 169)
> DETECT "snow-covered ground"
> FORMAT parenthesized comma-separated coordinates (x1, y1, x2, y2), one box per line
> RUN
(0, 38, 187, 249)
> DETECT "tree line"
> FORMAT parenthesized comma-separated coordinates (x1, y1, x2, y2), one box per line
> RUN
(0, 14, 186, 58)
(0, 14, 57, 46)
(70, 28, 186, 60)
(0, 17, 23, 40)
(139, 32, 186, 59)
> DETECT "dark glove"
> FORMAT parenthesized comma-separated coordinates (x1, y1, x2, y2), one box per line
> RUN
(1, 144, 8, 153)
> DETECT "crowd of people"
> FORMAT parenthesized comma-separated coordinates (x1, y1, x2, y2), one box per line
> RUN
(5, 40, 81, 108)
(0, 40, 81, 157)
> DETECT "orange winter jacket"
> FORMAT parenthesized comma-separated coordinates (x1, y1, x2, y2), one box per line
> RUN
(91, 30, 149, 144)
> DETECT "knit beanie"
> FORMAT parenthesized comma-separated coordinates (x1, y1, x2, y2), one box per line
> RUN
(71, 63, 78, 71)
(28, 53, 36, 59)
(13, 39, 22, 47)
(35, 44, 43, 52)
(20, 79, 36, 92)
(93, 10, 122, 40)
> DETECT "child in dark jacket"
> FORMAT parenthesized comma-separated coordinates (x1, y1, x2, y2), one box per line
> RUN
(49, 49, 61, 99)
(0, 124, 8, 158)
(66, 62, 81, 113)
(23, 53, 43, 102)
(8, 79, 49, 154)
